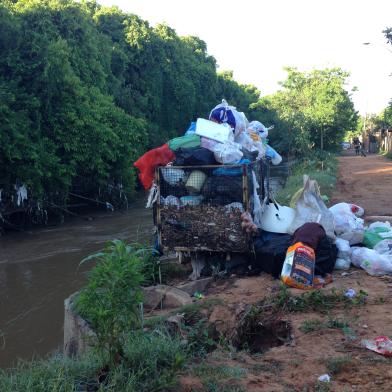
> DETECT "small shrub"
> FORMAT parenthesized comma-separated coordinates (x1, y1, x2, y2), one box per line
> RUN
(74, 240, 147, 361)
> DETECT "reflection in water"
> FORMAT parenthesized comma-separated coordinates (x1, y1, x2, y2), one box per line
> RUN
(0, 199, 152, 368)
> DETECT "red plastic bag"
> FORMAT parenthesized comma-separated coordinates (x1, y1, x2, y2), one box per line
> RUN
(362, 336, 392, 357)
(134, 144, 175, 190)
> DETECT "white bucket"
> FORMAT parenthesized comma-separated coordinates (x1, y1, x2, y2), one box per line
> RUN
(259, 203, 295, 234)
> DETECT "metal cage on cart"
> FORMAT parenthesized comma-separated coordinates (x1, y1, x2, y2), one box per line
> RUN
(155, 160, 266, 253)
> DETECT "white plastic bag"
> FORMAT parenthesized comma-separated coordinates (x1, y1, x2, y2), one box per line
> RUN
(334, 238, 351, 270)
(374, 239, 392, 256)
(163, 195, 180, 207)
(351, 247, 392, 276)
(333, 212, 364, 245)
(335, 258, 351, 270)
(161, 167, 187, 186)
(252, 170, 263, 228)
(213, 141, 243, 164)
(329, 202, 364, 217)
(288, 176, 335, 239)
(335, 238, 351, 259)
(368, 221, 391, 231)
(254, 141, 267, 160)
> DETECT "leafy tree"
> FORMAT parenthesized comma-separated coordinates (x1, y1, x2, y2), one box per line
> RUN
(251, 67, 358, 156)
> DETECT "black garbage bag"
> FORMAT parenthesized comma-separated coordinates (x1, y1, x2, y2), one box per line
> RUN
(314, 236, 338, 276)
(202, 176, 243, 204)
(159, 178, 188, 198)
(251, 233, 291, 277)
(173, 147, 217, 166)
(251, 232, 337, 278)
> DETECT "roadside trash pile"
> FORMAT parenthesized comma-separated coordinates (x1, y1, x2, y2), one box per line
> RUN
(134, 102, 392, 288)
(252, 177, 337, 289)
(134, 99, 282, 252)
(254, 173, 392, 290)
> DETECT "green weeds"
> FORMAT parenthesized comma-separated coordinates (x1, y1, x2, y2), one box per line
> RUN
(269, 284, 367, 314)
(190, 363, 247, 392)
(276, 153, 338, 205)
(0, 328, 187, 392)
(325, 355, 352, 375)
(299, 317, 356, 341)
(299, 319, 324, 333)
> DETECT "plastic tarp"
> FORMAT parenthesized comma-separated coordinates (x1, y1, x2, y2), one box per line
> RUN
(168, 134, 201, 151)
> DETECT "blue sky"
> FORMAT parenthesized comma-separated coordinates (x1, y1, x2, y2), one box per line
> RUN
(98, 0, 392, 115)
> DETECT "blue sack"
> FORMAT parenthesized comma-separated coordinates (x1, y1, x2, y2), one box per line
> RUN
(212, 159, 251, 176)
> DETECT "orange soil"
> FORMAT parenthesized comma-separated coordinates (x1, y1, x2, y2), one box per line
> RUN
(178, 153, 392, 392)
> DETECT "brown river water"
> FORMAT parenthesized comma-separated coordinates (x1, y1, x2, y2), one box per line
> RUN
(0, 199, 153, 368)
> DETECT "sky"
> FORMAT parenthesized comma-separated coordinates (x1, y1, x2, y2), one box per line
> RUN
(98, 0, 392, 115)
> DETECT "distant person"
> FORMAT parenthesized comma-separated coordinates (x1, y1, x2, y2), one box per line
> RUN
(359, 141, 366, 157)
(353, 137, 360, 156)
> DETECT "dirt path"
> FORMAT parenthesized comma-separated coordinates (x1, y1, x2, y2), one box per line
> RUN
(330, 151, 392, 216)
(177, 152, 392, 392)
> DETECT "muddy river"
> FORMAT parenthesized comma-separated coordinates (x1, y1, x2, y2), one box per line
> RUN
(0, 199, 153, 368)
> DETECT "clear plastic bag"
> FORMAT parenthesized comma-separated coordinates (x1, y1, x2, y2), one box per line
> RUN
(234, 132, 257, 152)
(335, 238, 351, 258)
(374, 239, 392, 256)
(333, 212, 364, 245)
(248, 121, 270, 139)
(163, 195, 180, 207)
(288, 176, 335, 239)
(265, 145, 282, 165)
(335, 257, 351, 270)
(351, 247, 392, 276)
(213, 141, 243, 164)
(334, 238, 351, 270)
(161, 167, 187, 186)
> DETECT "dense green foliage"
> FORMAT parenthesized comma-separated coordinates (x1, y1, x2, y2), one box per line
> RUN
(1, 0, 358, 215)
(250, 68, 358, 156)
(0, 0, 259, 208)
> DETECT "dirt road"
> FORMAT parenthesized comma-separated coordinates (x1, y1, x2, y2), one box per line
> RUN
(178, 152, 392, 392)
(331, 152, 392, 216)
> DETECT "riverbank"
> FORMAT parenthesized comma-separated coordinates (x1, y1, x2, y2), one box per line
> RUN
(3, 152, 392, 391)
(0, 201, 153, 368)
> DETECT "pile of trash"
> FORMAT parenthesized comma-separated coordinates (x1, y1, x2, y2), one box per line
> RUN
(134, 99, 282, 252)
(253, 173, 392, 289)
(134, 99, 281, 192)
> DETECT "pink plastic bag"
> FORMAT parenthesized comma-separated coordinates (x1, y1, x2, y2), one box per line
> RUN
(200, 137, 219, 152)
(362, 336, 392, 357)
